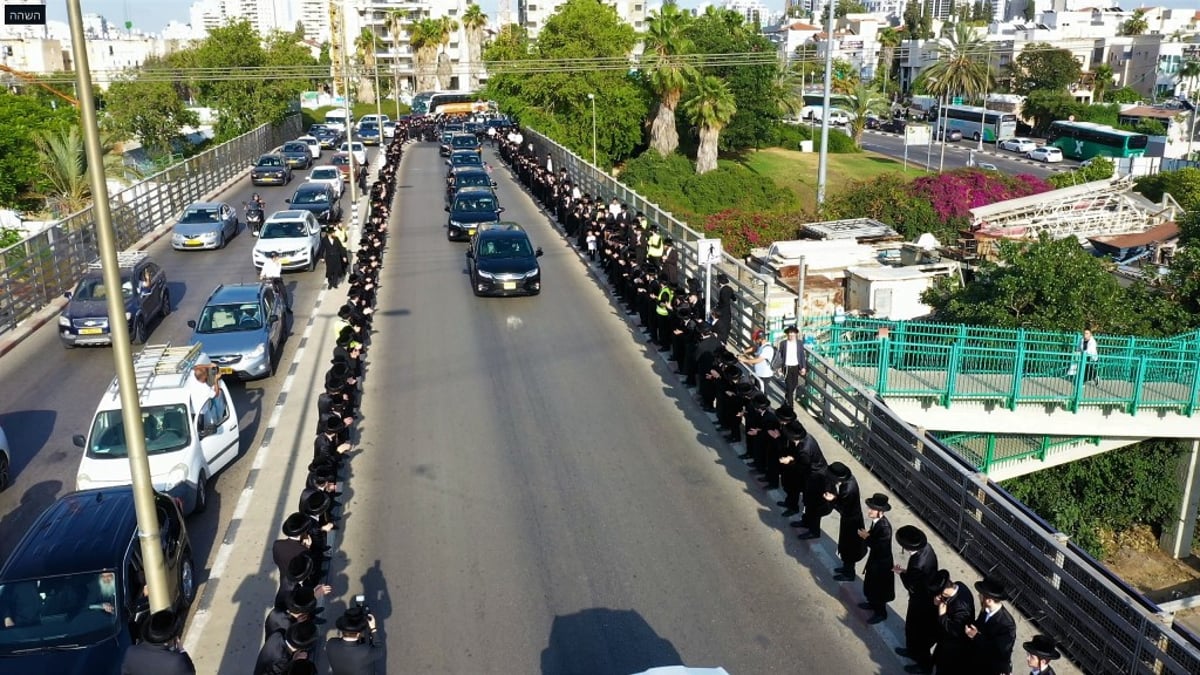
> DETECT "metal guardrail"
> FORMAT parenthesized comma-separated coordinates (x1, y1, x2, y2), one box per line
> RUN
(0, 115, 303, 335)
(524, 127, 1200, 673)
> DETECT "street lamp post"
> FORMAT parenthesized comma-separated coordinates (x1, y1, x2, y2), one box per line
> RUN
(342, 0, 357, 207)
(977, 43, 993, 153)
(815, 0, 836, 206)
(588, 93, 597, 167)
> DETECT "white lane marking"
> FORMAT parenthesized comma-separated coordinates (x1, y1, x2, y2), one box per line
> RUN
(506, 316, 523, 331)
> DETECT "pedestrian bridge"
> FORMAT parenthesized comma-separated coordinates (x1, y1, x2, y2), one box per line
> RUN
(807, 317, 1200, 479)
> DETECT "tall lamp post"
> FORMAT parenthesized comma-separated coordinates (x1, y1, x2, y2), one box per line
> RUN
(977, 43, 993, 153)
(815, 0, 836, 206)
(588, 93, 597, 166)
(366, 6, 382, 131)
(342, 0, 357, 207)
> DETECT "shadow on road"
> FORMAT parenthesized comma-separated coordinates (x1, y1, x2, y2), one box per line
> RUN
(0, 409, 56, 476)
(539, 608, 682, 675)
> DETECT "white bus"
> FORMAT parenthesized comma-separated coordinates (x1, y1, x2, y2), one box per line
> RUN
(934, 105, 1018, 143)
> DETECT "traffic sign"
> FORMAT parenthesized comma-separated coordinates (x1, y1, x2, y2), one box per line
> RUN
(905, 124, 931, 146)
(696, 238, 722, 266)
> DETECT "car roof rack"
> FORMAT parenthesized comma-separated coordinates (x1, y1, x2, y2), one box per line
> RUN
(109, 342, 203, 401)
(87, 251, 147, 272)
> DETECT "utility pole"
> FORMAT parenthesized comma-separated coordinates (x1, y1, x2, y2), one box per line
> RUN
(815, 0, 836, 206)
(977, 43, 992, 152)
(342, 0, 357, 207)
(66, 0, 170, 613)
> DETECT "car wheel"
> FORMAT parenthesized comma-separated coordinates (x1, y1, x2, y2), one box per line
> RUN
(218, 231, 227, 249)
(161, 289, 172, 318)
(0, 452, 9, 491)
(307, 252, 316, 272)
(194, 474, 208, 514)
(973, 132, 981, 142)
(178, 551, 196, 608)
(267, 343, 277, 376)
(131, 317, 147, 345)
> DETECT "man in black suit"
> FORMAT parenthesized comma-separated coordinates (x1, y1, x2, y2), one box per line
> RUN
(932, 570, 977, 675)
(264, 586, 321, 642)
(857, 493, 895, 624)
(967, 577, 1017, 675)
(826, 462, 866, 582)
(120, 609, 195, 675)
(1023, 634, 1061, 675)
(895, 526, 940, 674)
(254, 622, 318, 675)
(327, 606, 384, 674)
(777, 325, 808, 408)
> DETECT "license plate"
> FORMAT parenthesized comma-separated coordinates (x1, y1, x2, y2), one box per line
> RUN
(79, 327, 104, 335)
(186, 239, 202, 246)
(280, 258, 291, 265)
(219, 367, 234, 375)
(503, 282, 517, 290)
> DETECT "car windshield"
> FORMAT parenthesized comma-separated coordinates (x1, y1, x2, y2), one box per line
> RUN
(453, 136, 479, 148)
(195, 301, 262, 333)
(458, 174, 489, 188)
(441, 133, 454, 143)
(86, 404, 190, 459)
(479, 237, 533, 259)
(454, 197, 498, 214)
(261, 221, 309, 239)
(73, 275, 134, 300)
(360, 124, 378, 132)
(257, 156, 283, 167)
(453, 154, 482, 167)
(283, 144, 307, 154)
(0, 572, 122, 654)
(311, 169, 339, 181)
(292, 189, 329, 205)
(180, 208, 220, 224)
(332, 155, 349, 166)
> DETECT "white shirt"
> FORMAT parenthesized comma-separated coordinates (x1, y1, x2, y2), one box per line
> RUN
(187, 375, 217, 412)
(784, 339, 800, 367)
(571, 186, 582, 200)
(753, 343, 775, 378)
(1081, 337, 1098, 361)
(608, 202, 621, 216)
(260, 258, 283, 280)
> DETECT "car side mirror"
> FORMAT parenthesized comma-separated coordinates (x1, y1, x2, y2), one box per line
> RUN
(535, 248, 544, 257)
(499, 207, 506, 213)
(73, 433, 86, 448)
(269, 314, 279, 323)
(63, 291, 72, 299)
(197, 417, 217, 439)
(284, 198, 291, 204)
(187, 319, 197, 328)
(491, 181, 498, 187)
(444, 206, 450, 212)
(466, 250, 474, 259)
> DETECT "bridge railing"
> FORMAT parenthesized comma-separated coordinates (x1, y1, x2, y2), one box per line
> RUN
(0, 115, 302, 335)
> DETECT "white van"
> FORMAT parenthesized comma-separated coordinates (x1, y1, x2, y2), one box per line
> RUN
(324, 110, 352, 132)
(74, 343, 241, 515)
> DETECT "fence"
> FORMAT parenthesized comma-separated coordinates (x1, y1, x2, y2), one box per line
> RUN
(0, 115, 302, 335)
(527, 128, 1200, 674)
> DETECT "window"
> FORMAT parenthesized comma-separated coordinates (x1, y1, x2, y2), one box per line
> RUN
(200, 389, 229, 430)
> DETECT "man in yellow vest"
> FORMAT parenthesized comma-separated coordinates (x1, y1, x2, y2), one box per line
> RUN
(654, 278, 674, 350)
(646, 227, 665, 270)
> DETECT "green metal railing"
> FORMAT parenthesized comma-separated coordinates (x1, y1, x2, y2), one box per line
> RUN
(806, 317, 1200, 417)
(936, 432, 1102, 472)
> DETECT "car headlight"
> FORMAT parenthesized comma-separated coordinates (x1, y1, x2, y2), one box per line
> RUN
(77, 473, 92, 489)
(125, 311, 132, 320)
(167, 463, 189, 489)
(524, 268, 540, 278)
(477, 269, 495, 279)
(59, 315, 71, 327)
(449, 220, 462, 228)
(249, 342, 266, 357)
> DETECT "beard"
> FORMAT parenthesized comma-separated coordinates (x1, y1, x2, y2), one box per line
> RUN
(99, 578, 116, 600)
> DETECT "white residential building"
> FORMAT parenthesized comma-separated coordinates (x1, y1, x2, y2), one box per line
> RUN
(724, 0, 769, 26)
(517, 0, 647, 40)
(188, 0, 294, 38)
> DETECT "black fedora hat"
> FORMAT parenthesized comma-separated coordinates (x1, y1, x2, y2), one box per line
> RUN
(928, 569, 952, 594)
(776, 406, 798, 424)
(322, 415, 346, 434)
(284, 661, 319, 675)
(336, 606, 371, 633)
(327, 362, 350, 382)
(301, 491, 332, 517)
(895, 525, 927, 550)
(286, 553, 315, 583)
(282, 512, 313, 537)
(864, 493, 892, 512)
(750, 392, 769, 408)
(785, 420, 806, 439)
(974, 577, 1009, 601)
(285, 621, 319, 650)
(784, 325, 799, 335)
(1023, 634, 1060, 660)
(735, 381, 756, 395)
(142, 609, 177, 644)
(286, 586, 320, 615)
(828, 462, 851, 480)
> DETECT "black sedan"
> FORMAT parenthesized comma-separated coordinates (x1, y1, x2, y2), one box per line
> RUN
(314, 126, 343, 149)
(250, 153, 293, 186)
(286, 183, 342, 224)
(466, 224, 543, 297)
(279, 141, 313, 170)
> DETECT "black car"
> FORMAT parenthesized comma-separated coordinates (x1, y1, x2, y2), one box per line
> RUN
(439, 130, 456, 156)
(451, 133, 482, 155)
(0, 487, 195, 673)
(286, 183, 342, 224)
(466, 223, 543, 296)
(881, 119, 908, 134)
(448, 149, 484, 174)
(446, 187, 504, 241)
(279, 141, 313, 170)
(446, 167, 497, 204)
(314, 127, 343, 149)
(250, 153, 293, 186)
(60, 251, 169, 347)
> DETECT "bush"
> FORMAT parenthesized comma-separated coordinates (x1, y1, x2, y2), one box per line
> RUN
(768, 123, 811, 151)
(618, 151, 797, 219)
(909, 169, 1052, 228)
(1048, 157, 1115, 189)
(701, 209, 813, 258)
(822, 174, 946, 241)
(1134, 167, 1200, 211)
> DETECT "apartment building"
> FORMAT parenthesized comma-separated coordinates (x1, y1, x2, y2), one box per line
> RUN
(517, 0, 646, 40)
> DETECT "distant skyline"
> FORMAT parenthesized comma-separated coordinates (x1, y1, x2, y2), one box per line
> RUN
(40, 0, 1200, 34)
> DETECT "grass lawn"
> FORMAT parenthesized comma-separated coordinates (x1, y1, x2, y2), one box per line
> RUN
(738, 147, 926, 204)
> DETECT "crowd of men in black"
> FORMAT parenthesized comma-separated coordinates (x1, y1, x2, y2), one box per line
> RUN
(492, 132, 1068, 675)
(244, 124, 410, 675)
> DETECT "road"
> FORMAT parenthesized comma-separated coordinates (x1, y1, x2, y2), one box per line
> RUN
(859, 128, 1077, 177)
(321, 142, 896, 674)
(0, 147, 374, 604)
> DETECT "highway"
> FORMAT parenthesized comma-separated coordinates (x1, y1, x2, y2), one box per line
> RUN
(321, 142, 895, 673)
(858, 128, 1078, 177)
(0, 146, 375, 602)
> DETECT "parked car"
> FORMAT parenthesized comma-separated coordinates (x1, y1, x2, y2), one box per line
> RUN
(296, 135, 322, 159)
(446, 187, 504, 241)
(865, 115, 882, 130)
(250, 153, 292, 186)
(170, 201, 239, 251)
(881, 119, 907, 134)
(999, 137, 1038, 153)
(0, 424, 10, 491)
(279, 141, 313, 169)
(286, 182, 343, 224)
(252, 210, 322, 272)
(1027, 146, 1064, 163)
(382, 121, 397, 140)
(936, 127, 963, 141)
(331, 152, 353, 182)
(465, 223, 543, 296)
(0, 486, 195, 670)
(59, 252, 169, 347)
(338, 141, 368, 167)
(307, 165, 345, 199)
(188, 283, 285, 380)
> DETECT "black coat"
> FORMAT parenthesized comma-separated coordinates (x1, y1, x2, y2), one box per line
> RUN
(862, 516, 895, 604)
(264, 607, 293, 642)
(326, 637, 385, 675)
(971, 605, 1017, 675)
(121, 642, 196, 675)
(935, 582, 977, 675)
(900, 543, 940, 661)
(832, 477, 866, 564)
(323, 236, 348, 280)
(253, 631, 297, 675)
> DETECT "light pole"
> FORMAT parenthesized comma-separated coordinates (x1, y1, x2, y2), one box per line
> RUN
(977, 43, 992, 152)
(815, 0, 835, 206)
(366, 6, 382, 129)
(588, 93, 597, 166)
(66, 0, 170, 613)
(342, 0, 357, 207)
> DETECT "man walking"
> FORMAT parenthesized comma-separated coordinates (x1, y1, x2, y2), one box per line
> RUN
(777, 325, 807, 407)
(857, 493, 895, 624)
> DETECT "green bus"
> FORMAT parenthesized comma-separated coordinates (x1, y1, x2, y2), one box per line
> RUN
(1046, 121, 1148, 160)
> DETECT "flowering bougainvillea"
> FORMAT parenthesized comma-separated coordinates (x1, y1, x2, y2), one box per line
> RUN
(701, 209, 813, 258)
(909, 170, 1053, 226)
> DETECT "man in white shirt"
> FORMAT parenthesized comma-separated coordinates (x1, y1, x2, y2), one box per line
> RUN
(776, 325, 807, 408)
(1080, 328, 1098, 383)
(738, 329, 776, 392)
(260, 251, 290, 313)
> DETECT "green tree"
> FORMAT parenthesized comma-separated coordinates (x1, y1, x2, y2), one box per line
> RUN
(1022, 1, 1035, 22)
(922, 22, 992, 103)
(31, 126, 122, 216)
(0, 91, 75, 209)
(1020, 91, 1120, 134)
(643, 3, 695, 156)
(844, 81, 888, 145)
(435, 16, 460, 90)
(1179, 60, 1200, 100)
(822, 173, 943, 238)
(1107, 86, 1143, 103)
(1133, 167, 1200, 211)
(101, 78, 199, 156)
(877, 27, 903, 93)
(407, 18, 442, 92)
(461, 4, 488, 91)
(835, 0, 867, 17)
(1047, 156, 1115, 188)
(1121, 8, 1149, 36)
(1091, 63, 1114, 103)
(1012, 44, 1083, 95)
(354, 27, 378, 104)
(902, 2, 923, 38)
(683, 75, 737, 174)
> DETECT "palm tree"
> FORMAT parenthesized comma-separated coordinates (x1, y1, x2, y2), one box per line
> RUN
(385, 9, 408, 99)
(682, 75, 737, 174)
(436, 16, 459, 90)
(772, 66, 805, 121)
(354, 27, 378, 104)
(845, 82, 889, 145)
(32, 126, 119, 216)
(461, 4, 487, 91)
(407, 17, 441, 92)
(1121, 9, 1149, 36)
(1092, 63, 1115, 103)
(1179, 60, 1200, 99)
(877, 26, 902, 96)
(643, 4, 694, 156)
(922, 22, 991, 104)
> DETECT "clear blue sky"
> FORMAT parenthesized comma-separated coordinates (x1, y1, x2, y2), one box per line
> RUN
(45, 0, 1200, 33)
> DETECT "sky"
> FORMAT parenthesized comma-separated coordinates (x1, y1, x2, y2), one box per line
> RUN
(40, 0, 1200, 33)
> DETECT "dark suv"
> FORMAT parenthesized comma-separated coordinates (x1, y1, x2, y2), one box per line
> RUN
(287, 183, 343, 224)
(446, 167, 496, 204)
(0, 487, 195, 672)
(466, 223, 543, 296)
(60, 252, 170, 348)
(451, 132, 482, 155)
(446, 187, 504, 241)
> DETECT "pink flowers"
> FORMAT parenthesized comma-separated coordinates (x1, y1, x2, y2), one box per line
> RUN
(909, 170, 1053, 225)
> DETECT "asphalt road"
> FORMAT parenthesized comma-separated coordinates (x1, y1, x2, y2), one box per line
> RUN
(0, 147, 374, 596)
(859, 128, 1078, 177)
(328, 142, 895, 674)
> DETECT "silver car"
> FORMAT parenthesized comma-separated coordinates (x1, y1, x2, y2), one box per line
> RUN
(187, 283, 285, 380)
(0, 423, 10, 491)
(171, 202, 239, 250)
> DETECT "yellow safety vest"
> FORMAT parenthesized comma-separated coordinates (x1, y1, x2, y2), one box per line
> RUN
(646, 233, 664, 259)
(656, 286, 674, 316)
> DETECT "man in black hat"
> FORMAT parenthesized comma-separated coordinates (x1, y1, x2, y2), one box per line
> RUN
(714, 273, 734, 343)
(966, 577, 1016, 675)
(931, 570, 976, 675)
(894, 525, 940, 674)
(824, 462, 866, 581)
(315, 416, 352, 464)
(326, 606, 384, 674)
(120, 609, 195, 674)
(275, 553, 332, 617)
(856, 493, 895, 624)
(691, 324, 722, 391)
(254, 621, 318, 675)
(265, 586, 322, 641)
(740, 393, 771, 466)
(777, 325, 807, 408)
(768, 409, 799, 499)
(1022, 635, 1061, 675)
(777, 416, 823, 518)
(661, 237, 680, 287)
(794, 460, 837, 538)
(274, 514, 320, 586)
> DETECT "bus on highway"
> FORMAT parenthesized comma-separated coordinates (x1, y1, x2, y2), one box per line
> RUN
(410, 91, 440, 116)
(427, 92, 496, 115)
(934, 105, 1018, 143)
(1045, 120, 1149, 160)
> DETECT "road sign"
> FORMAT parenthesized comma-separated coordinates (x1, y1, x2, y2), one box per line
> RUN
(905, 124, 931, 146)
(952, 97, 963, 105)
(696, 238, 722, 266)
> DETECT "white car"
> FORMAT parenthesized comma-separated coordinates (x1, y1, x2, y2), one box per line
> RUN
(1026, 146, 1064, 163)
(252, 210, 322, 272)
(307, 165, 345, 200)
(999, 137, 1037, 153)
(977, 162, 1000, 172)
(382, 121, 397, 140)
(297, 135, 322, 159)
(0, 423, 10, 491)
(339, 141, 368, 167)
(358, 113, 390, 130)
